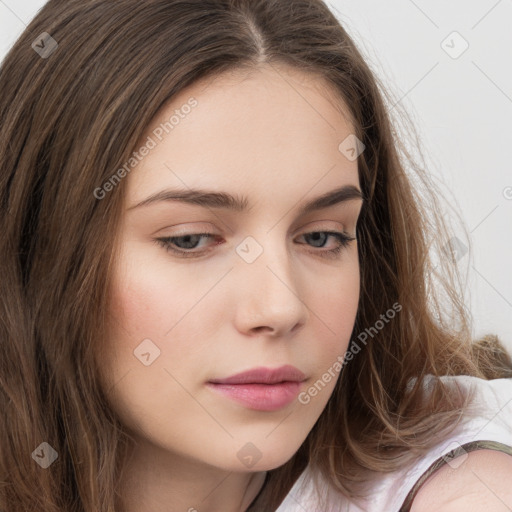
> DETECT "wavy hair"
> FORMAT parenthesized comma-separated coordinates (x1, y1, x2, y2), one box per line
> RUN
(1, 0, 511, 510)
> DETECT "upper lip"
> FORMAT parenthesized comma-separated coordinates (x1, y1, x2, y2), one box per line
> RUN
(208, 365, 306, 385)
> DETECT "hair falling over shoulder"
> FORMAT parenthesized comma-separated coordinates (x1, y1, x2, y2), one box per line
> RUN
(0, 1, 511, 510)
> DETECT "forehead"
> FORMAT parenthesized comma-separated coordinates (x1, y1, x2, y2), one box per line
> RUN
(126, 63, 359, 204)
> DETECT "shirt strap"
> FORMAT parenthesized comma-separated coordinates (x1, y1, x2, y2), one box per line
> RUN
(398, 440, 512, 512)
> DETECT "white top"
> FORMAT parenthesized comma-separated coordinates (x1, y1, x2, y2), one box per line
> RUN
(276, 375, 512, 512)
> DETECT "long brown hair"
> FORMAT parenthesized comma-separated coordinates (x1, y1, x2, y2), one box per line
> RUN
(1, 1, 510, 510)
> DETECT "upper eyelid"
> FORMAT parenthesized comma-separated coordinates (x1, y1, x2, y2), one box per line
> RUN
(158, 218, 355, 235)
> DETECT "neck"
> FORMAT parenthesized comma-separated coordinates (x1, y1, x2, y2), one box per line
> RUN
(116, 438, 268, 512)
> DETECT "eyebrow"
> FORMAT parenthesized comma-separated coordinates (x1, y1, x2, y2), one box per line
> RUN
(127, 184, 363, 216)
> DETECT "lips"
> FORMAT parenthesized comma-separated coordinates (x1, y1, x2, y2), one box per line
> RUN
(206, 365, 307, 411)
(208, 365, 306, 385)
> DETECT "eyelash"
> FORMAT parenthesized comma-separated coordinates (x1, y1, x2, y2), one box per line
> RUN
(154, 230, 356, 260)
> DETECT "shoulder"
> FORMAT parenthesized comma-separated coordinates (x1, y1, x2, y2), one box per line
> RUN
(399, 375, 512, 512)
(410, 448, 512, 511)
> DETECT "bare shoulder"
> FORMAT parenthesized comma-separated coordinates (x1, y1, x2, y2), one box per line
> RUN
(410, 449, 512, 512)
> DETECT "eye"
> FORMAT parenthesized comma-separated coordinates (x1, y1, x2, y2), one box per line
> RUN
(154, 232, 219, 258)
(154, 230, 356, 259)
(296, 231, 356, 258)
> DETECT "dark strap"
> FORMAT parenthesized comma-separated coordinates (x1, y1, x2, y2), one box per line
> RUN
(398, 440, 512, 512)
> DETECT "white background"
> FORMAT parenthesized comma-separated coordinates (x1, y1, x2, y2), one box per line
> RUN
(1, 0, 511, 352)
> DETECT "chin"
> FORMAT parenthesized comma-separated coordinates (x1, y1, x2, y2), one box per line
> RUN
(218, 438, 305, 473)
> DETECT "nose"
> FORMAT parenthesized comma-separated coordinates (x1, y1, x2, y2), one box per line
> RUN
(233, 237, 309, 338)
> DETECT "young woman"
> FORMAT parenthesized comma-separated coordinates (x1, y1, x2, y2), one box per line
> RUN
(1, 1, 511, 511)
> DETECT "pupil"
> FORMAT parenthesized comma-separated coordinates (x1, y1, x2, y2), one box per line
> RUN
(178, 235, 199, 249)
(309, 232, 325, 247)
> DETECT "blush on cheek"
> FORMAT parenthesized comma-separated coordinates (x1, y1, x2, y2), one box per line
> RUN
(109, 265, 163, 330)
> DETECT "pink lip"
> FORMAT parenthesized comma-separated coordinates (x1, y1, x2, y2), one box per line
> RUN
(207, 365, 306, 411)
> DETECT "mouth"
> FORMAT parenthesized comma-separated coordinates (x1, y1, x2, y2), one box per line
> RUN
(206, 365, 307, 411)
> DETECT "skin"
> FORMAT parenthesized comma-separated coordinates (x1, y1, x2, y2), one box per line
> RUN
(411, 449, 512, 511)
(98, 63, 363, 512)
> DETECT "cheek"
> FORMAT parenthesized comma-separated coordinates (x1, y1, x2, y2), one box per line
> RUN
(102, 247, 225, 389)
(108, 245, 215, 341)
(311, 261, 360, 356)
(109, 250, 176, 335)
(99, 264, 218, 437)
(295, 271, 359, 411)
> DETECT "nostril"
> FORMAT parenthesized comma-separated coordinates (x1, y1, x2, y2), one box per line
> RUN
(252, 326, 274, 334)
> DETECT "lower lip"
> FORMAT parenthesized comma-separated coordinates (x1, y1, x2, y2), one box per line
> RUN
(206, 381, 302, 411)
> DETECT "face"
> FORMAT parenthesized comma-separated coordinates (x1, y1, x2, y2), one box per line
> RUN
(99, 63, 363, 473)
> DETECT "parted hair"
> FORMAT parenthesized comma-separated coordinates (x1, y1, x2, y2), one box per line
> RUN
(1, 1, 511, 510)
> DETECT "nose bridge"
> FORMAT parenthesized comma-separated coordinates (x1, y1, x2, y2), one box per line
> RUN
(233, 229, 308, 334)
(237, 229, 294, 290)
